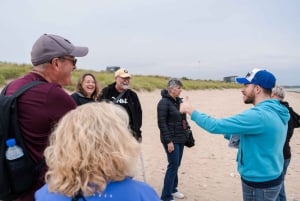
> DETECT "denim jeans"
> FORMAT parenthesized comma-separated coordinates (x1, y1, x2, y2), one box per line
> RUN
(242, 180, 282, 201)
(161, 143, 184, 201)
(276, 158, 291, 201)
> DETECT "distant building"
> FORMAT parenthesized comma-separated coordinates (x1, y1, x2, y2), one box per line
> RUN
(223, 76, 238, 83)
(106, 66, 120, 72)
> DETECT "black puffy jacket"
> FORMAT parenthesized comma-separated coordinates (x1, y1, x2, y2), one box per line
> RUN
(157, 89, 188, 144)
(280, 101, 300, 159)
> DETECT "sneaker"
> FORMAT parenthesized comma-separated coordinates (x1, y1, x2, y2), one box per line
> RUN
(172, 192, 184, 199)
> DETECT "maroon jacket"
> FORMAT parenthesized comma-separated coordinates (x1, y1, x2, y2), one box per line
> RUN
(6, 72, 76, 201)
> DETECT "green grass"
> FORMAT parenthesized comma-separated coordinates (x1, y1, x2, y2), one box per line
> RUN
(0, 62, 241, 91)
(0, 62, 32, 85)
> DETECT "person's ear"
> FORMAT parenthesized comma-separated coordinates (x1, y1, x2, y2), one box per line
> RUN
(50, 58, 61, 71)
(255, 85, 262, 93)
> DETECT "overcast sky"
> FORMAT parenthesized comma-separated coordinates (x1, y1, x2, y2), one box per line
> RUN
(1, 0, 299, 85)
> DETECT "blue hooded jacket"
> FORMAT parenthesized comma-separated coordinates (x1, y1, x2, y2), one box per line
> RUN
(190, 99, 290, 182)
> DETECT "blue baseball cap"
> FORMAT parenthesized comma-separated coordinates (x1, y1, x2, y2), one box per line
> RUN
(236, 68, 276, 90)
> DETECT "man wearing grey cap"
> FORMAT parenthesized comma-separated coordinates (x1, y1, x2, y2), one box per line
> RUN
(4, 34, 88, 201)
(180, 68, 290, 201)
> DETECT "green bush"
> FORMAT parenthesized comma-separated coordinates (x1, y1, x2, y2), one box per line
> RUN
(0, 63, 31, 80)
(0, 62, 241, 91)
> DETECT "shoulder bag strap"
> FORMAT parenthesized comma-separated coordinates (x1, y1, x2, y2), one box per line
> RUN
(112, 89, 127, 103)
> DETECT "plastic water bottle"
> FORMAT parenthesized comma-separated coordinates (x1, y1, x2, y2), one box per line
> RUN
(5, 138, 30, 193)
(5, 138, 24, 160)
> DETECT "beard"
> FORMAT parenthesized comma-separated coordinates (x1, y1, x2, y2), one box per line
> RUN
(243, 92, 255, 104)
(122, 84, 129, 90)
(244, 98, 254, 104)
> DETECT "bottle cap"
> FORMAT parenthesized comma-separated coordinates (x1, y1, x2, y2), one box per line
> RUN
(6, 138, 16, 147)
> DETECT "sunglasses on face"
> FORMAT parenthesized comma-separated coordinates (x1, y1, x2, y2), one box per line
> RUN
(50, 57, 77, 66)
(59, 57, 77, 66)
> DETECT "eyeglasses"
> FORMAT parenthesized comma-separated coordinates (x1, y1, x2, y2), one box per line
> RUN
(58, 57, 77, 66)
(119, 77, 130, 81)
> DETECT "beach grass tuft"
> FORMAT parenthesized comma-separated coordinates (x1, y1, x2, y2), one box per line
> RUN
(0, 62, 240, 92)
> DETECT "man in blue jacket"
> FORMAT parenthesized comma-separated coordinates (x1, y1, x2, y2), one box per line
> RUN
(180, 68, 290, 201)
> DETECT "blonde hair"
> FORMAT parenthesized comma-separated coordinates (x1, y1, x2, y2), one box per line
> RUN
(44, 102, 140, 196)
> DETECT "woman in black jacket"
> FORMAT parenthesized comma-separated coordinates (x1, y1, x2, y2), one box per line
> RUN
(71, 73, 100, 105)
(271, 86, 300, 201)
(157, 78, 188, 201)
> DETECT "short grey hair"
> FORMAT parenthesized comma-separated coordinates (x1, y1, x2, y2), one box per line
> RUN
(167, 78, 183, 89)
(272, 85, 285, 99)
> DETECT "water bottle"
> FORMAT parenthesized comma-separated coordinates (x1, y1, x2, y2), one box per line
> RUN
(5, 138, 33, 193)
(5, 138, 24, 160)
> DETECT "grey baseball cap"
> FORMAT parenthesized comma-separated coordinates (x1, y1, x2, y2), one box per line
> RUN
(31, 34, 89, 66)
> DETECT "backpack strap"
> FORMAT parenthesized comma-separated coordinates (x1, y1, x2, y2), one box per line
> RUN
(0, 85, 9, 95)
(1, 81, 45, 97)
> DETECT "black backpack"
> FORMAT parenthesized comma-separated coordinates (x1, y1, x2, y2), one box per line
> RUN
(0, 81, 44, 200)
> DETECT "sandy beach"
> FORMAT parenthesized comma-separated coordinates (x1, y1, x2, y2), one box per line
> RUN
(1, 86, 298, 200)
(136, 89, 300, 201)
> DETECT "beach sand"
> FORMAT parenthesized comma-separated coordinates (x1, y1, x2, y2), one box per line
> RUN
(135, 89, 300, 201)
(1, 86, 298, 200)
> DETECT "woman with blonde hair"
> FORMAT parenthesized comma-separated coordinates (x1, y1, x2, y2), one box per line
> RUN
(35, 102, 160, 201)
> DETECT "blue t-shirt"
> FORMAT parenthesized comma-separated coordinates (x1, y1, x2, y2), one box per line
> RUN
(35, 178, 160, 201)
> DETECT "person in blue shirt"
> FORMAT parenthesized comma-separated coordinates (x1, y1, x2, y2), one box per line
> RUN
(180, 68, 290, 201)
(35, 102, 160, 201)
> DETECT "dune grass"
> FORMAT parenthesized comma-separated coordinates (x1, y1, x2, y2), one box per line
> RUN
(0, 62, 241, 92)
